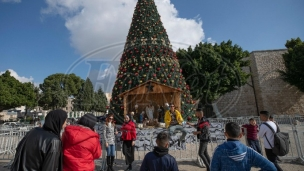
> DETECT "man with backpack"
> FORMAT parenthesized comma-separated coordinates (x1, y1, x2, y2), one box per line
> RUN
(258, 111, 284, 171)
(187, 108, 211, 171)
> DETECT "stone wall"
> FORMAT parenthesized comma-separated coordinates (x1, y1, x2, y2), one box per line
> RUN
(215, 64, 258, 117)
(216, 49, 304, 117)
(250, 49, 304, 115)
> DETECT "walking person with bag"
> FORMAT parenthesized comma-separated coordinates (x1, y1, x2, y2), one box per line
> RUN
(103, 113, 118, 171)
(187, 108, 211, 171)
(121, 114, 137, 171)
(258, 111, 284, 171)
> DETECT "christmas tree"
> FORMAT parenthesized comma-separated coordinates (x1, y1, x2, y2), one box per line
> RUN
(110, 0, 193, 123)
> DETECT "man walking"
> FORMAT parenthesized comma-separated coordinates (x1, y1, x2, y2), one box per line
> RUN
(187, 108, 211, 171)
(140, 131, 179, 171)
(258, 111, 283, 171)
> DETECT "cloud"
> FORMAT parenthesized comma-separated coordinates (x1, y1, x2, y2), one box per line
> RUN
(1, 0, 21, 3)
(206, 37, 216, 45)
(42, 0, 204, 57)
(0, 69, 38, 85)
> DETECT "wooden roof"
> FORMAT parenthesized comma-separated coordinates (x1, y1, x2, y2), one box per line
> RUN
(118, 80, 182, 97)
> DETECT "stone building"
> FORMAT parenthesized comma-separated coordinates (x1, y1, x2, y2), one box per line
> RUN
(216, 49, 304, 117)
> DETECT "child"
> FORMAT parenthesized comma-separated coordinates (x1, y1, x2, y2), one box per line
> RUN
(210, 122, 276, 171)
(242, 118, 262, 154)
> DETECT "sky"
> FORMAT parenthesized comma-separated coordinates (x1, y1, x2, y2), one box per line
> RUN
(1, 0, 303, 93)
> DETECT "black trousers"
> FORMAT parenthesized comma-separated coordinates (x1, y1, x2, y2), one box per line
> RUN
(265, 148, 283, 171)
(198, 141, 210, 171)
(122, 140, 135, 165)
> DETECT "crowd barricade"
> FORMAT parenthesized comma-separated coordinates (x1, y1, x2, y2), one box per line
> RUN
(2, 115, 304, 170)
(0, 129, 29, 164)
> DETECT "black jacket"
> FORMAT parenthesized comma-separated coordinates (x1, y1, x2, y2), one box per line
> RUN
(11, 127, 63, 171)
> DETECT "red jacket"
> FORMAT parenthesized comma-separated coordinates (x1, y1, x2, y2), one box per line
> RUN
(121, 121, 136, 141)
(62, 125, 101, 171)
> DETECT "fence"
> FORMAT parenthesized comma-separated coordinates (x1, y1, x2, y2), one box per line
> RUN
(1, 115, 304, 170)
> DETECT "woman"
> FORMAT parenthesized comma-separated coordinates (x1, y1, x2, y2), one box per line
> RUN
(121, 114, 137, 171)
(103, 113, 118, 171)
(62, 113, 101, 171)
(11, 109, 67, 171)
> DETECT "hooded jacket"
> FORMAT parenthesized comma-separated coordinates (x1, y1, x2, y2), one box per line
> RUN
(62, 125, 101, 171)
(11, 109, 67, 171)
(210, 139, 276, 171)
(140, 146, 179, 171)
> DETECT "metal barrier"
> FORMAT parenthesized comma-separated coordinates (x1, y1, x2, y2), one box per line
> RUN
(2, 115, 304, 170)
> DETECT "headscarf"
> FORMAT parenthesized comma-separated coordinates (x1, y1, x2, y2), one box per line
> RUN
(78, 113, 97, 131)
(43, 109, 67, 137)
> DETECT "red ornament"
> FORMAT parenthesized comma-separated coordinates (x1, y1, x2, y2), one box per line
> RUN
(153, 73, 156, 77)
(139, 66, 142, 70)
(157, 67, 160, 71)
(135, 72, 138, 76)
(168, 74, 171, 78)
(163, 80, 167, 83)
(128, 81, 132, 84)
(162, 63, 165, 67)
(180, 69, 183, 73)
(146, 63, 149, 66)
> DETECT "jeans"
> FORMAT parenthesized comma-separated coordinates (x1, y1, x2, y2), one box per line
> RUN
(106, 144, 115, 156)
(168, 125, 187, 141)
(198, 141, 210, 171)
(247, 139, 262, 154)
(265, 148, 283, 171)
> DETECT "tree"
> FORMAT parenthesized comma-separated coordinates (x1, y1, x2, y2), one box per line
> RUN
(93, 87, 108, 112)
(75, 78, 94, 111)
(279, 37, 304, 92)
(110, 0, 193, 122)
(176, 41, 250, 106)
(0, 70, 36, 112)
(39, 73, 83, 110)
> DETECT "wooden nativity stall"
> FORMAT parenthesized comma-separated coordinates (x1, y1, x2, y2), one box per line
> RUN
(118, 80, 182, 120)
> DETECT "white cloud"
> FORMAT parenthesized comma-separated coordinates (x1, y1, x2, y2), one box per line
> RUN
(0, 69, 34, 83)
(206, 37, 216, 45)
(1, 0, 21, 3)
(42, 0, 204, 57)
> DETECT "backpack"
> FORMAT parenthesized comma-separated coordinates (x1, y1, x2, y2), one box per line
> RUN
(263, 122, 290, 156)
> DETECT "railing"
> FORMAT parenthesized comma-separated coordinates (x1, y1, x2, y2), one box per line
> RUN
(1, 115, 304, 170)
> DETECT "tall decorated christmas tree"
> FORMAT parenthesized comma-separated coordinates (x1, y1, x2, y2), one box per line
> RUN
(110, 0, 193, 123)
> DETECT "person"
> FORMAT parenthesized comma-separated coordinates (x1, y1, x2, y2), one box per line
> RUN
(241, 118, 262, 154)
(138, 111, 144, 123)
(157, 105, 165, 122)
(11, 109, 68, 171)
(103, 113, 118, 171)
(187, 108, 211, 171)
(121, 114, 137, 170)
(146, 104, 154, 121)
(258, 111, 283, 171)
(164, 103, 187, 145)
(269, 114, 282, 162)
(269, 115, 280, 132)
(139, 131, 179, 171)
(210, 122, 276, 171)
(62, 113, 101, 171)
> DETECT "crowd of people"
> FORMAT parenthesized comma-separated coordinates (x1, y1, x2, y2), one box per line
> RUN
(10, 106, 284, 171)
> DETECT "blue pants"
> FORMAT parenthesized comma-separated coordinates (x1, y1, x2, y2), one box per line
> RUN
(168, 125, 187, 141)
(106, 144, 116, 156)
(247, 139, 261, 154)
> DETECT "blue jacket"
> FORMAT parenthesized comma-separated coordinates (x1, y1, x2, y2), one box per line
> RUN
(140, 147, 179, 171)
(210, 139, 276, 171)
